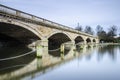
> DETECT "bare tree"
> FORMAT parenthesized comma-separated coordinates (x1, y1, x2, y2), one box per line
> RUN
(84, 26, 94, 35)
(96, 25, 103, 35)
(107, 25, 117, 37)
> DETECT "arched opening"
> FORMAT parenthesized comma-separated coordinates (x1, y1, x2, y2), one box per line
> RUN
(48, 33, 71, 50)
(0, 22, 41, 47)
(93, 39, 96, 43)
(75, 36, 84, 51)
(86, 38, 91, 43)
(0, 22, 41, 73)
(48, 33, 71, 57)
(75, 36, 84, 44)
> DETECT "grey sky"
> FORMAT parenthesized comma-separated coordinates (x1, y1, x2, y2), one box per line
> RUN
(0, 0, 120, 32)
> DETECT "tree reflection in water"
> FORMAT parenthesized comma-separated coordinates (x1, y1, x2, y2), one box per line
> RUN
(97, 45, 118, 61)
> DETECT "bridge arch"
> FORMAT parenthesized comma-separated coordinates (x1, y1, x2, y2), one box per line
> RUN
(47, 31, 72, 41)
(93, 39, 96, 43)
(0, 21, 43, 46)
(75, 36, 84, 44)
(86, 38, 91, 43)
(48, 32, 72, 50)
(1, 20, 43, 38)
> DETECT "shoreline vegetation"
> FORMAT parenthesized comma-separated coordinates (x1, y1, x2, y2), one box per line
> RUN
(75, 25, 120, 43)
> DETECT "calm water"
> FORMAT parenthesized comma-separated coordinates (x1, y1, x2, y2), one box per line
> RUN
(0, 45, 120, 80)
(32, 45, 120, 80)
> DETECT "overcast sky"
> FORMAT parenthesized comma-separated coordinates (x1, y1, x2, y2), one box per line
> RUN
(0, 0, 120, 33)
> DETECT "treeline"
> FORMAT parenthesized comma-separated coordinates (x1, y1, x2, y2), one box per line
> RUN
(75, 25, 120, 43)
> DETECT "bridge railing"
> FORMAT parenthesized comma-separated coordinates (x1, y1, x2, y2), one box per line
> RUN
(0, 4, 96, 38)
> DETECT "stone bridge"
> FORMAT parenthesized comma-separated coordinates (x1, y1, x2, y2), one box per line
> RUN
(0, 4, 99, 51)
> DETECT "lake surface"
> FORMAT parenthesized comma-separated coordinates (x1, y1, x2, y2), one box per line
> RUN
(0, 45, 120, 80)
(31, 45, 120, 80)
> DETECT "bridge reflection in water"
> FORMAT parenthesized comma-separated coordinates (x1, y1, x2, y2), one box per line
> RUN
(0, 44, 96, 80)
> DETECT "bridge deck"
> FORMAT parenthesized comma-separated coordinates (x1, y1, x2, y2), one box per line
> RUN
(0, 4, 96, 38)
